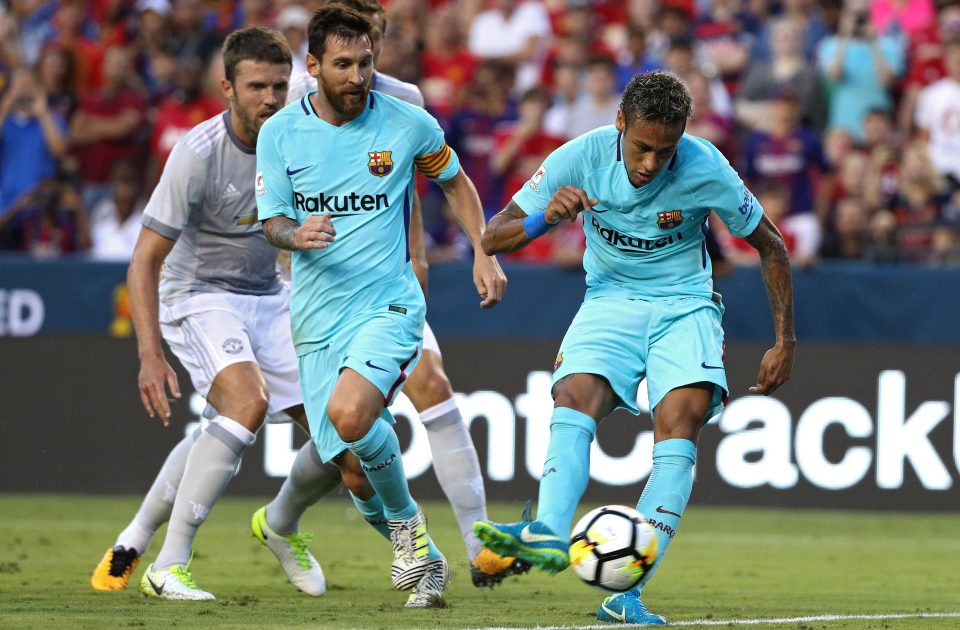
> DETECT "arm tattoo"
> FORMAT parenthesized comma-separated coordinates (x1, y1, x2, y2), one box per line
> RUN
(483, 201, 532, 254)
(746, 216, 796, 345)
(262, 217, 300, 251)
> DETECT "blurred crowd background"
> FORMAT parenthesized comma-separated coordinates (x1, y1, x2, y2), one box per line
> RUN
(1, 0, 959, 269)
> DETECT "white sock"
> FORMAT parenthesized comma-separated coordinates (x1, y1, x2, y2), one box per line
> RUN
(153, 416, 255, 571)
(115, 428, 200, 554)
(421, 399, 487, 560)
(265, 441, 342, 535)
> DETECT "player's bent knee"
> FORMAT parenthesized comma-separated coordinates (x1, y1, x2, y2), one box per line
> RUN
(326, 399, 378, 442)
(218, 392, 270, 430)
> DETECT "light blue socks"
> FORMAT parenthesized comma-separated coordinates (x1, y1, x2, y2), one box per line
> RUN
(350, 491, 390, 540)
(536, 407, 597, 537)
(635, 438, 697, 588)
(346, 417, 417, 521)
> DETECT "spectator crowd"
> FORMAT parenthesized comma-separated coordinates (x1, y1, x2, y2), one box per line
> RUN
(1, 0, 959, 267)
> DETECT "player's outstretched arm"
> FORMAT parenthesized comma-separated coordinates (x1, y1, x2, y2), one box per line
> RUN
(437, 168, 507, 308)
(745, 214, 796, 395)
(482, 186, 598, 255)
(127, 228, 180, 424)
(262, 215, 336, 251)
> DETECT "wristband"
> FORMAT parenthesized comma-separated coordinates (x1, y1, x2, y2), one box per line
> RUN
(522, 213, 552, 239)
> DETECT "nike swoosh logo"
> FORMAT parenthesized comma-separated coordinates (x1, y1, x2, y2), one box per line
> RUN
(147, 574, 164, 595)
(365, 360, 389, 372)
(601, 602, 626, 622)
(701, 361, 724, 370)
(286, 165, 311, 176)
(519, 525, 562, 544)
(656, 505, 682, 518)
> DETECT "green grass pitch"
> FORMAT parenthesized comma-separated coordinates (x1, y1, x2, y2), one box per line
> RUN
(0, 494, 957, 629)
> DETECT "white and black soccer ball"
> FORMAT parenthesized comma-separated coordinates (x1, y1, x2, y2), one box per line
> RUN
(568, 505, 659, 593)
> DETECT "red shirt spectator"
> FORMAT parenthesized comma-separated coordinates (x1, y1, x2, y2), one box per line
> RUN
(150, 93, 221, 171)
(70, 46, 147, 209)
(420, 7, 476, 122)
(149, 56, 222, 180)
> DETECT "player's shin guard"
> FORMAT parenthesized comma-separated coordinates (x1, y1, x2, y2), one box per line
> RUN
(421, 398, 487, 559)
(634, 438, 696, 588)
(115, 428, 201, 553)
(153, 417, 256, 571)
(346, 416, 417, 520)
(536, 408, 597, 538)
(350, 491, 391, 540)
(265, 442, 342, 535)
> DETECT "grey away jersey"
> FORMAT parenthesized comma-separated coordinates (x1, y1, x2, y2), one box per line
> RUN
(287, 70, 425, 107)
(142, 111, 282, 306)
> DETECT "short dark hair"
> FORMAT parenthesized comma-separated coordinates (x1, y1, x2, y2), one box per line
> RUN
(222, 27, 292, 84)
(620, 71, 693, 127)
(307, 5, 374, 59)
(326, 0, 385, 26)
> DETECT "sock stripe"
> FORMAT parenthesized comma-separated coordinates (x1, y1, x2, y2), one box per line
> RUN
(204, 423, 248, 456)
(418, 397, 460, 423)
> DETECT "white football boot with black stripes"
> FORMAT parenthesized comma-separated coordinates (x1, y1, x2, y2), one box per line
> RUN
(405, 551, 451, 608)
(388, 504, 434, 591)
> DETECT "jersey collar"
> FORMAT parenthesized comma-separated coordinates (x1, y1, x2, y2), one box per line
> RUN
(223, 110, 255, 155)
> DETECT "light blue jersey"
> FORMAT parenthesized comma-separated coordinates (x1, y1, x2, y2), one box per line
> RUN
(255, 91, 460, 354)
(513, 127, 763, 301)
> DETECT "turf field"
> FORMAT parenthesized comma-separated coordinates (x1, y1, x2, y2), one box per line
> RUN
(0, 494, 957, 629)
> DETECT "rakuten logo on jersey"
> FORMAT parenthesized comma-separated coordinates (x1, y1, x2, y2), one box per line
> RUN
(294, 191, 389, 214)
(591, 216, 683, 254)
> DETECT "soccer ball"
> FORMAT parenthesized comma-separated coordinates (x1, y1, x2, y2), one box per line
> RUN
(568, 505, 659, 593)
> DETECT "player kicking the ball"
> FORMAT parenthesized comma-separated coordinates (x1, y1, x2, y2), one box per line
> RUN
(474, 71, 795, 625)
(255, 6, 506, 608)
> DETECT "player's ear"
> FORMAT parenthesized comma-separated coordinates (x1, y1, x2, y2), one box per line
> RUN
(220, 78, 234, 102)
(306, 53, 320, 78)
(615, 108, 625, 133)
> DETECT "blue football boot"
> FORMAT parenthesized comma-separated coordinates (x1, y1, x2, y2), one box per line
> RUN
(597, 589, 667, 625)
(472, 501, 569, 575)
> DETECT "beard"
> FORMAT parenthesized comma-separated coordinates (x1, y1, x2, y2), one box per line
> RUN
(321, 78, 369, 119)
(232, 97, 278, 142)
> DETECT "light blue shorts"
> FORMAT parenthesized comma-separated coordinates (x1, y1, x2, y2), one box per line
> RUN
(298, 306, 423, 462)
(552, 295, 728, 421)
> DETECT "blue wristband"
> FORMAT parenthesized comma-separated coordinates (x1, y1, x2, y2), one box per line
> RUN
(522, 213, 552, 239)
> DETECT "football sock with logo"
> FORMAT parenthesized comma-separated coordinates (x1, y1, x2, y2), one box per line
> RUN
(634, 438, 697, 589)
(265, 441, 342, 535)
(421, 398, 487, 560)
(154, 417, 256, 571)
(115, 428, 201, 554)
(349, 491, 391, 540)
(346, 416, 418, 521)
(536, 407, 598, 537)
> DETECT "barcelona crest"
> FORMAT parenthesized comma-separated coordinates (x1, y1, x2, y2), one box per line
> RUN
(657, 209, 684, 230)
(554, 352, 564, 371)
(368, 150, 394, 177)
